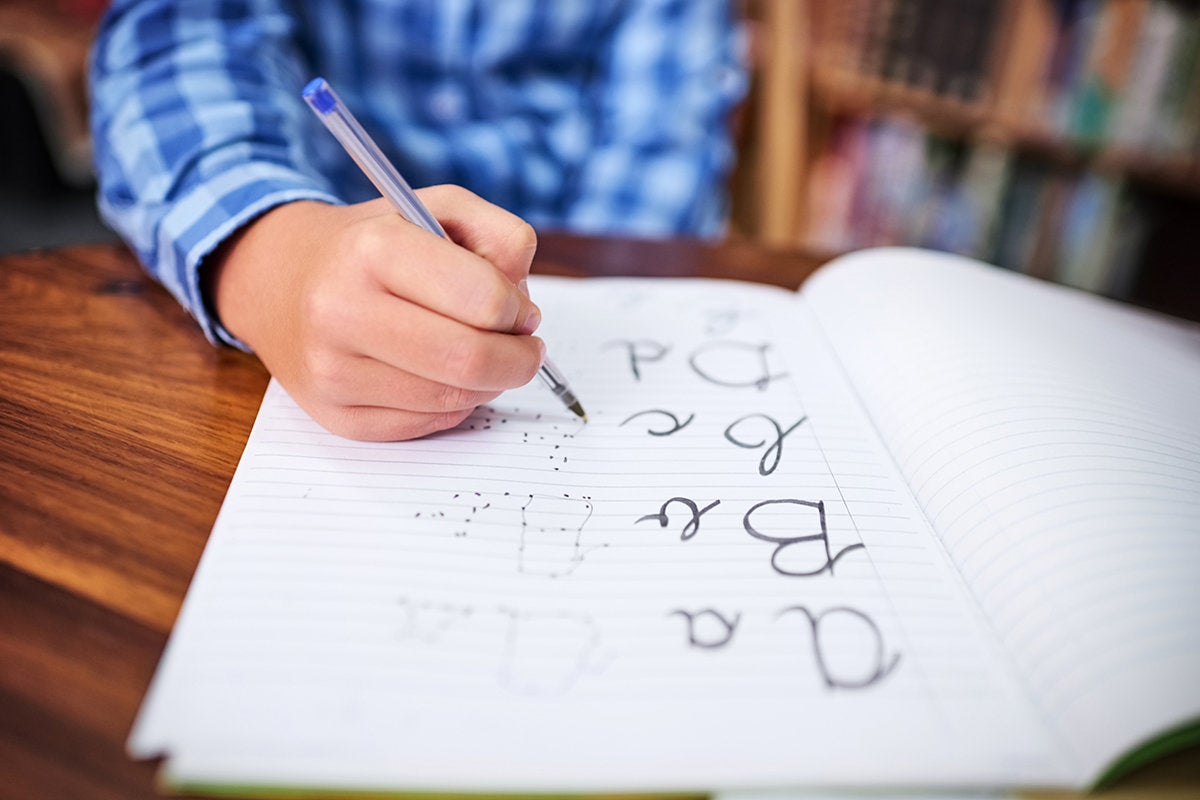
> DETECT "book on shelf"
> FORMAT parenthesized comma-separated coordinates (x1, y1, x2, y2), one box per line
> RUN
(990, 156, 1052, 271)
(811, 0, 1200, 159)
(879, 0, 921, 85)
(802, 122, 861, 253)
(812, 0, 1004, 102)
(802, 115, 1153, 296)
(1156, 8, 1200, 152)
(129, 248, 1200, 794)
(1101, 189, 1154, 299)
(1109, 0, 1187, 150)
(798, 0, 1198, 308)
(954, 139, 1012, 256)
(1025, 166, 1073, 279)
(1063, 0, 1145, 144)
(1037, 0, 1200, 156)
(1040, 0, 1102, 135)
(1056, 171, 1122, 292)
(939, 0, 1003, 101)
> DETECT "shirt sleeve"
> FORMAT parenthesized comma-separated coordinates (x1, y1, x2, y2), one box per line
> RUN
(89, 0, 340, 347)
(563, 0, 748, 239)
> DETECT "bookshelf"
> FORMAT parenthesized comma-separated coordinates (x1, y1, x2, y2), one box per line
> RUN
(732, 0, 1200, 321)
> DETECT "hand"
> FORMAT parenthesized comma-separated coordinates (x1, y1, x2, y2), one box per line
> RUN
(207, 187, 544, 441)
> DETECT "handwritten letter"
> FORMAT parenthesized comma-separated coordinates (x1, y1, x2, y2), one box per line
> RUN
(130, 276, 1067, 791)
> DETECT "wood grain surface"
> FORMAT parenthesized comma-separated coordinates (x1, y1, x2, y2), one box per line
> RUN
(1, 236, 1194, 800)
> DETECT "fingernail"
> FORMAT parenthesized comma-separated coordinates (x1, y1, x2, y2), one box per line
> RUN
(517, 279, 530, 298)
(519, 304, 541, 335)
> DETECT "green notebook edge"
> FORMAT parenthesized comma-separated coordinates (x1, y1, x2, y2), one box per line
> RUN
(163, 721, 1200, 798)
(166, 773, 700, 800)
(175, 790, 689, 800)
(1091, 716, 1200, 791)
(164, 720, 1200, 798)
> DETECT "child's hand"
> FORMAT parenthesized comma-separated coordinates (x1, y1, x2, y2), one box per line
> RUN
(207, 187, 544, 441)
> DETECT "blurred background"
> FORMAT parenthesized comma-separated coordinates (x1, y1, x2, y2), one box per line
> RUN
(0, 0, 114, 252)
(3, 0, 1198, 319)
(731, 0, 1200, 320)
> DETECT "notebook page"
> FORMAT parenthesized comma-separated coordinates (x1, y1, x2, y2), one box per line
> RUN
(803, 248, 1200, 780)
(130, 276, 1066, 792)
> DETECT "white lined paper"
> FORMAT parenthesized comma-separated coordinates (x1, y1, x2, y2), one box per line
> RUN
(805, 247, 1200, 778)
(128, 253, 1200, 793)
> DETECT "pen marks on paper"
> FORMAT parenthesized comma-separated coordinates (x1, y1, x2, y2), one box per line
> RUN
(461, 404, 583, 438)
(394, 597, 610, 696)
(410, 491, 489, 538)
(416, 489, 602, 575)
(601, 337, 785, 391)
(398, 310, 898, 699)
(689, 340, 786, 391)
(724, 413, 808, 476)
(395, 597, 474, 644)
(671, 608, 740, 649)
(628, 495, 863, 578)
(778, 605, 901, 690)
(669, 603, 901, 690)
(498, 608, 609, 697)
(436, 490, 499, 537)
(636, 497, 721, 541)
(604, 339, 670, 381)
(620, 409, 695, 436)
(743, 499, 864, 577)
(518, 492, 597, 577)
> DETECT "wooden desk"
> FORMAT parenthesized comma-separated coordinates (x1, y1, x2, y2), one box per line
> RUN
(0, 236, 1195, 799)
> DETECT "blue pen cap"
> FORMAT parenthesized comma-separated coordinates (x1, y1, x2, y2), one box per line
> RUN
(302, 78, 336, 114)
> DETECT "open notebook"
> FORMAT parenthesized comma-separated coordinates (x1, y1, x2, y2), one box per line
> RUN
(130, 247, 1200, 794)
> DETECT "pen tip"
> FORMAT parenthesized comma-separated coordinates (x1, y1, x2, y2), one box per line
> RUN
(568, 401, 587, 422)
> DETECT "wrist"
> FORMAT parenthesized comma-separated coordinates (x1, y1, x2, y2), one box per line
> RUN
(204, 200, 336, 350)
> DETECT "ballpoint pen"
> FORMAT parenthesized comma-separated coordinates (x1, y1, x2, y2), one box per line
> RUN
(301, 77, 586, 422)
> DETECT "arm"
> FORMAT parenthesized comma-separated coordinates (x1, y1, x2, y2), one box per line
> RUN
(90, 1, 543, 440)
(564, 0, 748, 237)
(89, 0, 338, 345)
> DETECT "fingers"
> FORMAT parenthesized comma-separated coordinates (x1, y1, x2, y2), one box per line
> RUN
(333, 289, 545, 391)
(312, 404, 478, 443)
(294, 319, 533, 443)
(296, 326, 536, 441)
(416, 185, 539, 285)
(301, 351, 504, 414)
(351, 198, 541, 334)
(295, 355, 501, 442)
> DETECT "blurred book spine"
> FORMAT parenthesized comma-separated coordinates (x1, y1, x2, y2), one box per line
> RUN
(802, 0, 1200, 297)
(803, 115, 1150, 298)
(813, 0, 1200, 154)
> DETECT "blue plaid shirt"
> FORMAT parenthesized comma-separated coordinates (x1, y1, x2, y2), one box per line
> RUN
(89, 0, 747, 345)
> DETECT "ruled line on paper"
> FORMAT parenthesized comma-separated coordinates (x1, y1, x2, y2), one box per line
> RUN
(803, 249, 1200, 773)
(131, 273, 1068, 787)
